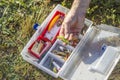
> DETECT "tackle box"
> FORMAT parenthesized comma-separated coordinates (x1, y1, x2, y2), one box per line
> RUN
(21, 4, 120, 80)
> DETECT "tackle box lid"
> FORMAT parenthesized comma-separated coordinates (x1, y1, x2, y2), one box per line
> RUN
(58, 24, 120, 80)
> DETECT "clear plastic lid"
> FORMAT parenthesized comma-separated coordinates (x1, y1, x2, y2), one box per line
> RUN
(59, 24, 120, 80)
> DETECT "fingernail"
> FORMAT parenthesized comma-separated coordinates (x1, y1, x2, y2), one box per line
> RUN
(65, 34, 69, 39)
(59, 33, 64, 36)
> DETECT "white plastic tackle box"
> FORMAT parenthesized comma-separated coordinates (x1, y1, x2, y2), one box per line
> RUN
(21, 4, 120, 80)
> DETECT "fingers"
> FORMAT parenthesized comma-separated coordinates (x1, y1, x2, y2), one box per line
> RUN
(68, 33, 73, 41)
(59, 25, 64, 36)
(59, 22, 80, 41)
(59, 22, 70, 39)
(64, 23, 70, 39)
(68, 32, 80, 41)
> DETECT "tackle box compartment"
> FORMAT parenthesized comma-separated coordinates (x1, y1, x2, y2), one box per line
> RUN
(21, 4, 120, 80)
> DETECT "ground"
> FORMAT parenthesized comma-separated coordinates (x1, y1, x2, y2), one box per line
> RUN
(0, 0, 120, 80)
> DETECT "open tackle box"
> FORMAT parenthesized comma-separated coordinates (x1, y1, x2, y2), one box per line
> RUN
(21, 4, 120, 80)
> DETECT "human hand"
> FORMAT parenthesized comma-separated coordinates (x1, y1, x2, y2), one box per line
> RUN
(59, 9, 85, 41)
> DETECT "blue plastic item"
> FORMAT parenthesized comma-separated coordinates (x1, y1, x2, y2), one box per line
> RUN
(33, 23, 39, 30)
(101, 44, 107, 51)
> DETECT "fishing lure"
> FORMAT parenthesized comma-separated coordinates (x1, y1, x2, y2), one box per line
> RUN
(57, 36, 69, 44)
(48, 14, 61, 32)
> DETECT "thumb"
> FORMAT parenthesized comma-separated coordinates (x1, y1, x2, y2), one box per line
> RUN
(64, 23, 70, 39)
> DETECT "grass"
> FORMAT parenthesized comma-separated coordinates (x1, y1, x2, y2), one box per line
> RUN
(0, 0, 120, 80)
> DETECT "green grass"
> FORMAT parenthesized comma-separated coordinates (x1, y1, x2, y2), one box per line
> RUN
(0, 0, 120, 80)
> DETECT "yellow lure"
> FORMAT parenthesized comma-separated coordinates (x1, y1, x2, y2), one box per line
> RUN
(48, 14, 60, 32)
